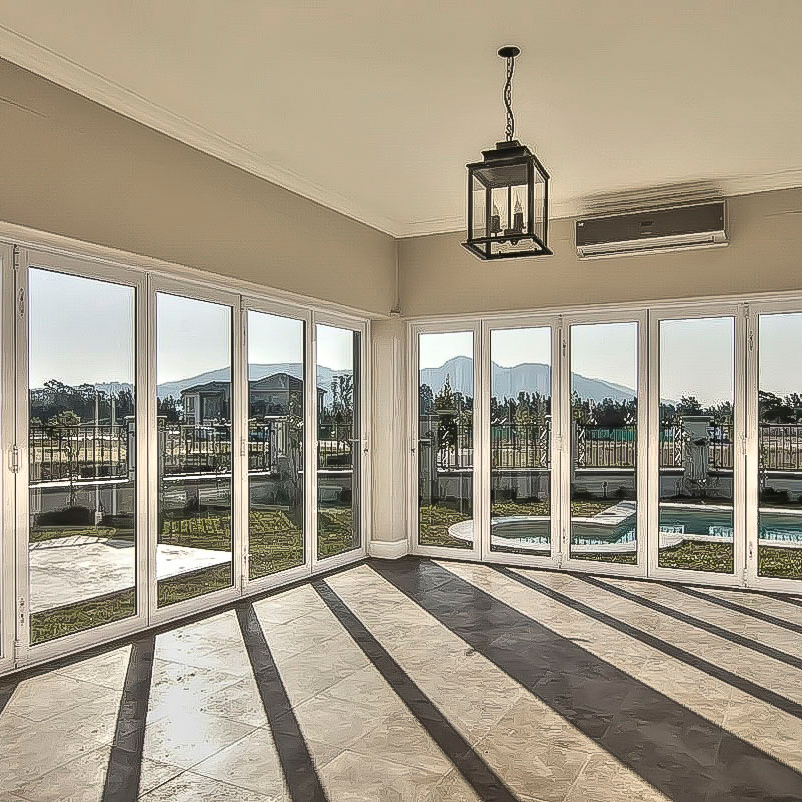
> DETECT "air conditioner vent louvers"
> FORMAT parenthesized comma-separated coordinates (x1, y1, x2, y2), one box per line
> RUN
(576, 201, 727, 259)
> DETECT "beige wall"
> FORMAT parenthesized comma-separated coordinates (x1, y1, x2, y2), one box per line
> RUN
(370, 318, 408, 545)
(0, 59, 396, 316)
(398, 187, 802, 317)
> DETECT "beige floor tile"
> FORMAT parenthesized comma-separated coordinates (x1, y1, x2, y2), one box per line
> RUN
(139, 771, 281, 801)
(272, 632, 369, 708)
(320, 751, 446, 802)
(563, 753, 669, 802)
(142, 710, 255, 769)
(0, 714, 103, 790)
(262, 611, 342, 660)
(474, 724, 591, 802)
(4, 673, 108, 723)
(146, 659, 243, 720)
(722, 699, 802, 771)
(348, 708, 453, 774)
(190, 727, 288, 798)
(11, 745, 182, 802)
(192, 725, 341, 797)
(278, 691, 387, 749)
(55, 646, 134, 691)
(252, 584, 324, 625)
(325, 665, 404, 717)
(199, 676, 269, 727)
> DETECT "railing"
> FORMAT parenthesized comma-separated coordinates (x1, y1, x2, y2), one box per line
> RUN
(760, 425, 802, 471)
(318, 422, 356, 469)
(577, 425, 636, 468)
(491, 422, 549, 469)
(29, 423, 129, 482)
(425, 418, 740, 472)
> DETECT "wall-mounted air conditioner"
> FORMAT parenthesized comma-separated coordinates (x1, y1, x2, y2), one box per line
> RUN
(575, 201, 727, 259)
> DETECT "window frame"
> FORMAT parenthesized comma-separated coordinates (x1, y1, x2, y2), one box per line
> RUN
(13, 248, 149, 668)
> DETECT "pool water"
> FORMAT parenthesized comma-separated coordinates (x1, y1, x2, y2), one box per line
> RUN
(490, 506, 802, 546)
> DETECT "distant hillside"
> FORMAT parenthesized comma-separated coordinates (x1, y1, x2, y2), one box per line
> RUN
(421, 356, 636, 403)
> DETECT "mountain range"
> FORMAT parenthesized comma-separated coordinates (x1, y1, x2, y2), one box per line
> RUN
(421, 356, 636, 403)
(91, 356, 635, 405)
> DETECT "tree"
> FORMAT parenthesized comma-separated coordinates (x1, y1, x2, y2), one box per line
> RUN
(47, 411, 81, 507)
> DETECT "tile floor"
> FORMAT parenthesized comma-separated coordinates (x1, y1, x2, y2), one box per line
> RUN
(2, 558, 802, 800)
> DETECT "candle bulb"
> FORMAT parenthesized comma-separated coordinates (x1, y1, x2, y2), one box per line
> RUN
(513, 195, 524, 234)
(490, 203, 501, 235)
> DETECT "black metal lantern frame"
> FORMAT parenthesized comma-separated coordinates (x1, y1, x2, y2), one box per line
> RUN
(462, 47, 551, 260)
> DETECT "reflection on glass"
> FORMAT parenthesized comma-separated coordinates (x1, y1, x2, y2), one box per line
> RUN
(247, 311, 305, 579)
(316, 324, 361, 559)
(658, 317, 735, 573)
(28, 269, 137, 643)
(570, 322, 639, 564)
(156, 293, 233, 605)
(758, 313, 802, 580)
(418, 332, 473, 549)
(490, 327, 551, 555)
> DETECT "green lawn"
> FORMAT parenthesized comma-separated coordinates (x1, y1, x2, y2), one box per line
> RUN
(418, 500, 612, 549)
(30, 507, 357, 644)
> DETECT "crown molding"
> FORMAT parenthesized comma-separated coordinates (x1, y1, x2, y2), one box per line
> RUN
(0, 24, 402, 237)
(2, 24, 802, 241)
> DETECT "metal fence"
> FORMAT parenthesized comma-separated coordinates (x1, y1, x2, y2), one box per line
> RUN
(428, 419, 740, 472)
(759, 425, 802, 471)
(29, 423, 130, 482)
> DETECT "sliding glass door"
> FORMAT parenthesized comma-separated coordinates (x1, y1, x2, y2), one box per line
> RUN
(485, 319, 559, 563)
(564, 315, 646, 573)
(245, 306, 308, 584)
(413, 325, 480, 558)
(314, 319, 367, 564)
(16, 250, 147, 659)
(152, 284, 239, 615)
(649, 307, 745, 583)
(748, 304, 802, 590)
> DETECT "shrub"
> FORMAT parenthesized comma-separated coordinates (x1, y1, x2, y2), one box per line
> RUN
(37, 505, 94, 526)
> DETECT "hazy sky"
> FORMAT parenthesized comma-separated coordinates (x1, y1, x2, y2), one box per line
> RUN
(29, 269, 135, 387)
(29, 270, 354, 388)
(248, 310, 303, 366)
(28, 269, 802, 403)
(418, 317, 755, 406)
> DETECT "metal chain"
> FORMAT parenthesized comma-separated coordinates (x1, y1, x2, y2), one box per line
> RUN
(503, 55, 515, 141)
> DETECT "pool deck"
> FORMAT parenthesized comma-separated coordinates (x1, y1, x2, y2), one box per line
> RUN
(28, 537, 231, 613)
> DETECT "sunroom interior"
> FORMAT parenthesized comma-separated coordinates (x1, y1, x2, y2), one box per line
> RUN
(2, 4, 802, 801)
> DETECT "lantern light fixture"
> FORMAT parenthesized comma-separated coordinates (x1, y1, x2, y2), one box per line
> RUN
(462, 46, 552, 260)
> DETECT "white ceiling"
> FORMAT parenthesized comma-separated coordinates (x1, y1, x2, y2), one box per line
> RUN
(2, 1, 802, 236)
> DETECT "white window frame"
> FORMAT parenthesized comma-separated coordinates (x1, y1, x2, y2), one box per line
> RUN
(746, 300, 802, 593)
(561, 309, 649, 577)
(647, 302, 747, 587)
(409, 320, 483, 562)
(13, 248, 149, 668)
(311, 312, 370, 572)
(240, 297, 313, 593)
(481, 314, 562, 568)
(0, 244, 17, 674)
(148, 276, 243, 628)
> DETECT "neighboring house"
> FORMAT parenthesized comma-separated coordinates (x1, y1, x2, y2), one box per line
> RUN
(181, 372, 325, 424)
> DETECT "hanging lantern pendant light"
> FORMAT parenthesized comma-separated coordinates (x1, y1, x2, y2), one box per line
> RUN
(462, 46, 552, 260)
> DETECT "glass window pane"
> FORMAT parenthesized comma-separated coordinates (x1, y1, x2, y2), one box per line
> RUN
(316, 324, 361, 559)
(658, 317, 735, 573)
(758, 312, 802, 581)
(28, 269, 137, 644)
(156, 293, 233, 605)
(418, 331, 473, 549)
(490, 327, 552, 555)
(247, 311, 305, 578)
(570, 322, 639, 564)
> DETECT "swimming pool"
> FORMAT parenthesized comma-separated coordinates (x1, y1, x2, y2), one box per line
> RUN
(471, 503, 802, 551)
